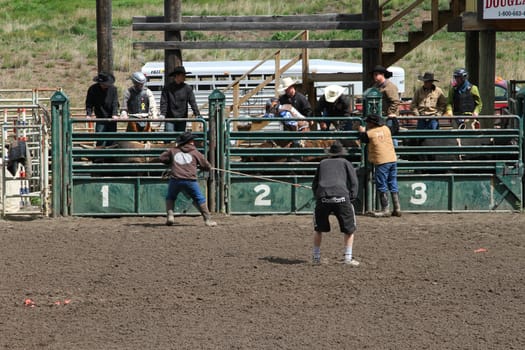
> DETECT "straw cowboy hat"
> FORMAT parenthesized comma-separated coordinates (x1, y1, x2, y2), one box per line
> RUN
(325, 142, 348, 157)
(278, 77, 299, 94)
(176, 131, 196, 145)
(324, 85, 345, 103)
(371, 65, 393, 79)
(418, 72, 439, 82)
(364, 114, 384, 126)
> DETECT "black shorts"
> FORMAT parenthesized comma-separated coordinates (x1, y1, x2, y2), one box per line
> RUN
(313, 197, 356, 234)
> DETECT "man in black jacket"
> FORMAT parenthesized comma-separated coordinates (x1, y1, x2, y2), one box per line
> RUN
(311, 142, 359, 266)
(160, 66, 201, 133)
(85, 72, 119, 146)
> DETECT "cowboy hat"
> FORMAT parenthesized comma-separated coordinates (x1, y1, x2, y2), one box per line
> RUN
(364, 114, 384, 125)
(371, 65, 393, 79)
(176, 131, 196, 145)
(93, 72, 115, 86)
(168, 66, 191, 76)
(418, 72, 439, 82)
(324, 85, 344, 103)
(278, 77, 298, 94)
(325, 142, 348, 157)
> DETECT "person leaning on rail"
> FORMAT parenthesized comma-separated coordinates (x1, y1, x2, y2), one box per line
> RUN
(443, 68, 483, 129)
(120, 71, 159, 132)
(278, 77, 313, 127)
(358, 114, 401, 218)
(85, 72, 120, 147)
(159, 66, 201, 134)
(315, 84, 352, 131)
(410, 72, 447, 130)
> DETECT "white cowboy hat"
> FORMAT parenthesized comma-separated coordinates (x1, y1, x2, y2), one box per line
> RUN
(324, 85, 344, 103)
(278, 77, 298, 94)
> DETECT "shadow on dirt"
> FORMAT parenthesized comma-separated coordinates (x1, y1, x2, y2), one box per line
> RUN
(260, 256, 306, 265)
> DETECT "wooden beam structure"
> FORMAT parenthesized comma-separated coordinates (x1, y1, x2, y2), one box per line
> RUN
(132, 14, 365, 23)
(133, 21, 378, 31)
(133, 40, 379, 50)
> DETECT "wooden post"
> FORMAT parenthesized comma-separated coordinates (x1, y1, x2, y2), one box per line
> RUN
(479, 30, 496, 127)
(465, 31, 479, 86)
(164, 0, 183, 79)
(301, 31, 315, 113)
(96, 0, 113, 74)
(362, 0, 381, 91)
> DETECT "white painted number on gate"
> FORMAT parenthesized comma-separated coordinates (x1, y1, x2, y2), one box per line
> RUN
(101, 185, 109, 207)
(254, 184, 271, 206)
(410, 182, 427, 205)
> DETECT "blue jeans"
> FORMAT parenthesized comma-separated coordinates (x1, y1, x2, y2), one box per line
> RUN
(95, 121, 117, 146)
(374, 162, 398, 193)
(385, 118, 399, 147)
(417, 118, 439, 130)
(166, 179, 206, 206)
(165, 120, 187, 132)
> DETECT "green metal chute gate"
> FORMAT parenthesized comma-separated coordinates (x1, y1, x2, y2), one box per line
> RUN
(65, 118, 209, 216)
(223, 115, 523, 214)
(391, 115, 523, 212)
(224, 117, 365, 215)
(59, 114, 523, 216)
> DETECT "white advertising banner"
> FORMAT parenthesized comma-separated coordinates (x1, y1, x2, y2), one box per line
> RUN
(483, 1, 525, 19)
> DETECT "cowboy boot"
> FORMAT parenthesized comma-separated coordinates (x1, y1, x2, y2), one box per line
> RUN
(198, 203, 217, 227)
(166, 200, 175, 226)
(391, 192, 402, 217)
(373, 192, 391, 217)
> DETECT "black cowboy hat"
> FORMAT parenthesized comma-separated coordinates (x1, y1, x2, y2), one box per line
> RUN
(93, 72, 115, 85)
(418, 72, 439, 82)
(371, 65, 393, 79)
(176, 131, 196, 145)
(168, 66, 191, 76)
(325, 142, 348, 157)
(365, 114, 385, 126)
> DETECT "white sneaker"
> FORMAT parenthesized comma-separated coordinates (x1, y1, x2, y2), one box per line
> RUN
(205, 219, 217, 227)
(312, 256, 321, 265)
(166, 211, 174, 226)
(344, 259, 360, 267)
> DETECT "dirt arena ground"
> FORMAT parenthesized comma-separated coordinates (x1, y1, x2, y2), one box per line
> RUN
(1, 212, 524, 350)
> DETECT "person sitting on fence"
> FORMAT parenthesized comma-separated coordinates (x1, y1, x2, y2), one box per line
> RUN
(120, 71, 159, 132)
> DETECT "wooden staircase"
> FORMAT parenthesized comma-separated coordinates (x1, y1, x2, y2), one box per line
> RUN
(380, 0, 466, 67)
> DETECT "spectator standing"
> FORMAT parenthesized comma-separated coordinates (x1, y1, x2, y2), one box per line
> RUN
(358, 114, 402, 217)
(311, 142, 360, 266)
(371, 65, 400, 145)
(316, 85, 351, 131)
(120, 71, 159, 132)
(159, 132, 217, 227)
(160, 66, 201, 133)
(444, 68, 483, 129)
(410, 72, 447, 130)
(85, 72, 120, 147)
